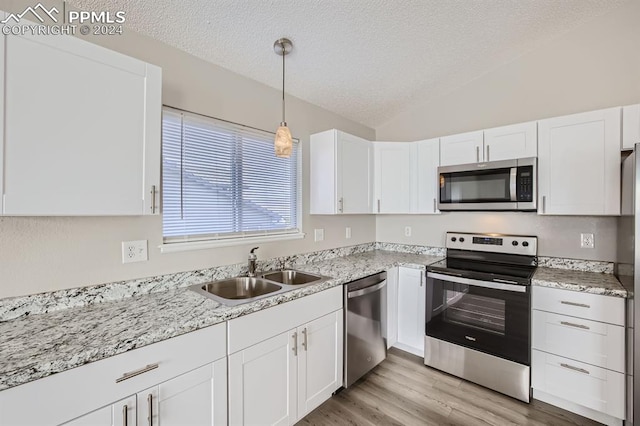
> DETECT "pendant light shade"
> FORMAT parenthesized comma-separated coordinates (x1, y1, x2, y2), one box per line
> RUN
(274, 38, 293, 158)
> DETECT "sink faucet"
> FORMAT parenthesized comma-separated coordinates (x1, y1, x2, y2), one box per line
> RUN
(247, 247, 259, 277)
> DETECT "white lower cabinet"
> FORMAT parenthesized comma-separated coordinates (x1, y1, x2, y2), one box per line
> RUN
(227, 286, 344, 425)
(531, 286, 625, 426)
(393, 267, 425, 357)
(64, 395, 136, 426)
(0, 324, 228, 426)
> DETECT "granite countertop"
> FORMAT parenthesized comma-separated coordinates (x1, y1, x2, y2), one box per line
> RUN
(532, 267, 627, 298)
(0, 250, 442, 392)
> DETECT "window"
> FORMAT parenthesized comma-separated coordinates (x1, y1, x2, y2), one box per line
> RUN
(161, 107, 302, 250)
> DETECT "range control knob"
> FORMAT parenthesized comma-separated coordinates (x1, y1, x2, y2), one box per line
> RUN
(512, 241, 519, 246)
(451, 237, 457, 242)
(459, 237, 465, 243)
(522, 241, 529, 247)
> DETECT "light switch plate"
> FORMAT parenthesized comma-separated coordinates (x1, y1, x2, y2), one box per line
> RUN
(314, 229, 324, 242)
(122, 240, 148, 263)
(345, 227, 352, 239)
(404, 226, 412, 237)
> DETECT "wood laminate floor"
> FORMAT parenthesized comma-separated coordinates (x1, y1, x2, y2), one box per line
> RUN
(298, 348, 602, 426)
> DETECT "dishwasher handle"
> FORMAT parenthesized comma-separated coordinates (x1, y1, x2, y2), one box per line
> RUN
(347, 280, 386, 298)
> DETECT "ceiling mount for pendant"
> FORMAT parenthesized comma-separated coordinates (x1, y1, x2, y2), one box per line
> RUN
(273, 38, 293, 56)
(273, 37, 294, 158)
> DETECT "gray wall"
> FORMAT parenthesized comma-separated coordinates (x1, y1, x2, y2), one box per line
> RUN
(0, 0, 376, 298)
(375, 1, 640, 262)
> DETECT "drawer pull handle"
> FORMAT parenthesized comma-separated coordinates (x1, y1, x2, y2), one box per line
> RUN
(116, 363, 159, 383)
(302, 328, 308, 351)
(560, 363, 590, 375)
(123, 405, 128, 426)
(560, 301, 590, 308)
(292, 332, 298, 356)
(147, 393, 153, 426)
(560, 321, 590, 330)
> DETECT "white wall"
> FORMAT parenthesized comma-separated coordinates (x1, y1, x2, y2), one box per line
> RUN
(375, 1, 639, 261)
(0, 0, 376, 298)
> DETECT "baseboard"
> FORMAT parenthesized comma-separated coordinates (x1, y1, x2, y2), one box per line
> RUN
(533, 389, 623, 426)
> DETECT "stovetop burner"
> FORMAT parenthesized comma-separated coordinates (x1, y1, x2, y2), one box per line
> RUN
(427, 232, 538, 285)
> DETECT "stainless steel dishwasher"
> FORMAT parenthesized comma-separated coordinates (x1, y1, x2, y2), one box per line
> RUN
(344, 271, 387, 387)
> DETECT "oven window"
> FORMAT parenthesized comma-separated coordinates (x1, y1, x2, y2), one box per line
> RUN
(440, 168, 511, 203)
(444, 289, 506, 335)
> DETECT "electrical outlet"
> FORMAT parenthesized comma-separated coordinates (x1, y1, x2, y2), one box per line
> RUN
(122, 240, 148, 263)
(314, 229, 324, 242)
(580, 233, 595, 249)
(345, 227, 352, 239)
(404, 226, 412, 237)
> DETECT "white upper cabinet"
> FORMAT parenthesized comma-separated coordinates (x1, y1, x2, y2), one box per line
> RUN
(538, 107, 621, 216)
(373, 142, 415, 214)
(0, 28, 161, 216)
(483, 121, 537, 162)
(415, 138, 440, 214)
(622, 104, 640, 150)
(439, 130, 484, 166)
(310, 130, 372, 214)
(440, 122, 537, 167)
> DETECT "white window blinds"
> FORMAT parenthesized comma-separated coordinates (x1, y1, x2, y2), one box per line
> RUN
(162, 107, 301, 243)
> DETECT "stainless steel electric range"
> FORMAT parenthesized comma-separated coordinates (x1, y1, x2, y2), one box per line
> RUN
(425, 232, 537, 402)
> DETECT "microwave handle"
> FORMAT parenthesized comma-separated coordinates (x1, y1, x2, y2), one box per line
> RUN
(510, 167, 517, 201)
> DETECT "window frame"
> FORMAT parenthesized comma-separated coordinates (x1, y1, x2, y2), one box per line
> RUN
(159, 106, 304, 253)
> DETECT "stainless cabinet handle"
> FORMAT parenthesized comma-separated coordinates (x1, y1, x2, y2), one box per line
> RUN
(560, 321, 590, 330)
(116, 363, 159, 383)
(338, 198, 344, 213)
(377, 199, 381, 213)
(420, 273, 423, 287)
(122, 405, 128, 426)
(560, 301, 590, 309)
(542, 195, 546, 213)
(151, 185, 157, 214)
(560, 363, 590, 375)
(433, 198, 436, 213)
(476, 146, 480, 163)
(302, 328, 308, 351)
(147, 394, 153, 426)
(486, 145, 490, 162)
(292, 332, 298, 356)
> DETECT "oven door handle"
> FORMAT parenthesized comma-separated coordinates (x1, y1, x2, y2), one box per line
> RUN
(509, 167, 517, 201)
(427, 272, 527, 293)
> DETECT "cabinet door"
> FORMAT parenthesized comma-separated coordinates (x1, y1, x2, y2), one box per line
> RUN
(623, 104, 640, 150)
(538, 107, 621, 215)
(396, 267, 425, 357)
(63, 395, 136, 426)
(229, 331, 297, 426)
(415, 138, 440, 214)
(2, 30, 161, 215)
(297, 310, 343, 419)
(338, 131, 372, 214)
(374, 142, 414, 213)
(483, 121, 537, 162)
(137, 360, 227, 426)
(439, 130, 484, 166)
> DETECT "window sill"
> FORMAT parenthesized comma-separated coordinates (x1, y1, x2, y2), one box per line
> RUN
(159, 232, 306, 253)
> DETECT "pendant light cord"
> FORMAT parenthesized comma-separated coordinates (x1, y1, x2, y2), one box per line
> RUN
(282, 42, 286, 123)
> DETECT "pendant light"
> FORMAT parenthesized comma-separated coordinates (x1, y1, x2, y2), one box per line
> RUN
(273, 38, 293, 158)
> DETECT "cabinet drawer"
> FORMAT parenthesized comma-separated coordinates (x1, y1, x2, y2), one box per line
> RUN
(532, 286, 624, 326)
(0, 323, 226, 426)
(532, 350, 625, 419)
(532, 310, 625, 373)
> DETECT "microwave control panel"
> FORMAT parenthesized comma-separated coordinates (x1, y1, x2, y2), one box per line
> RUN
(516, 166, 534, 202)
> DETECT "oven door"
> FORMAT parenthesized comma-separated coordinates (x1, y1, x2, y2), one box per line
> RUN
(426, 272, 530, 365)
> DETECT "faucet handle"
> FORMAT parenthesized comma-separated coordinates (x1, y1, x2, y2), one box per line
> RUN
(250, 247, 259, 254)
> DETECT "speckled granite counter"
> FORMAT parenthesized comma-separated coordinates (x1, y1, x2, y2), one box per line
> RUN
(0, 250, 441, 392)
(532, 267, 627, 298)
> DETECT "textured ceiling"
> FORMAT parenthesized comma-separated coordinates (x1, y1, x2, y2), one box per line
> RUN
(70, 0, 627, 127)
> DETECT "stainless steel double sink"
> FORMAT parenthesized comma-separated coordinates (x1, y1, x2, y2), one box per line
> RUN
(189, 270, 329, 306)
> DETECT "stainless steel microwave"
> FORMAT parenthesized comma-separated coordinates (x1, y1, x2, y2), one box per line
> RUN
(438, 157, 537, 211)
